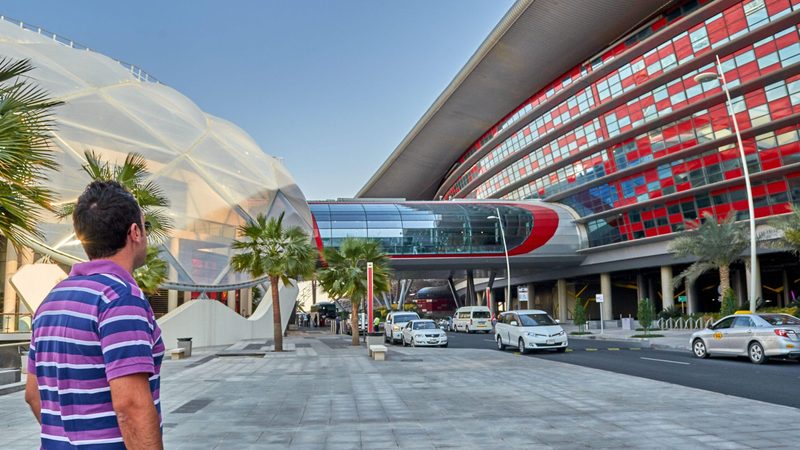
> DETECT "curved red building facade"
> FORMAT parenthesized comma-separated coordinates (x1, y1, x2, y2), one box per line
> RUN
(360, 0, 800, 319)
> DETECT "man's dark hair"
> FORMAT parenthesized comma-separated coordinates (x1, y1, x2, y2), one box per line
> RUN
(73, 180, 143, 260)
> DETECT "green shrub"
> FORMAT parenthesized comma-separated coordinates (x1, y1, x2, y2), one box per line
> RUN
(573, 301, 587, 333)
(638, 298, 654, 335)
(657, 306, 682, 321)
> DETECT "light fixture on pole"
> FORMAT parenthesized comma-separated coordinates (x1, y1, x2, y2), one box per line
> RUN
(694, 54, 758, 312)
(488, 208, 511, 311)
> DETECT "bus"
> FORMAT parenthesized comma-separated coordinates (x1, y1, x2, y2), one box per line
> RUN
(310, 301, 338, 326)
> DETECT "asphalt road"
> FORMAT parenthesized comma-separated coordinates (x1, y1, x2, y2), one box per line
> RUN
(441, 330, 800, 409)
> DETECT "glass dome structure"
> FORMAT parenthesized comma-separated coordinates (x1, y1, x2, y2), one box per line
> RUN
(0, 18, 312, 289)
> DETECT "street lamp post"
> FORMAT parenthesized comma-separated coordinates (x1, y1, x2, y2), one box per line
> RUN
(694, 54, 758, 312)
(488, 208, 511, 312)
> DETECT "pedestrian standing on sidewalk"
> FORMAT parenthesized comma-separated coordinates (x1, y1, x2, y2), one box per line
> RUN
(25, 181, 165, 449)
(335, 315, 341, 334)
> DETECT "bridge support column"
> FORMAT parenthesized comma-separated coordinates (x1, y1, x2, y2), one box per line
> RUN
(687, 279, 697, 315)
(3, 244, 20, 332)
(557, 279, 568, 323)
(782, 269, 790, 308)
(227, 290, 236, 311)
(661, 266, 674, 311)
(466, 270, 477, 307)
(600, 273, 613, 321)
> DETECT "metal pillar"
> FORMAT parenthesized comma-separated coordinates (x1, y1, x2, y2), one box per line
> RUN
(744, 256, 762, 307)
(447, 276, 461, 309)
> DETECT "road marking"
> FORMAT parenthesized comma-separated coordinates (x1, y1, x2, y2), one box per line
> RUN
(483, 339, 495, 342)
(586, 348, 598, 352)
(566, 349, 573, 352)
(629, 348, 641, 351)
(640, 357, 689, 365)
(608, 348, 620, 351)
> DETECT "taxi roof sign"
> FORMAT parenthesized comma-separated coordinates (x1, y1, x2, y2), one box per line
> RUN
(734, 310, 752, 314)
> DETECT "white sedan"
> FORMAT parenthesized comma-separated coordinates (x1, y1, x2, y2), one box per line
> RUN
(402, 320, 448, 347)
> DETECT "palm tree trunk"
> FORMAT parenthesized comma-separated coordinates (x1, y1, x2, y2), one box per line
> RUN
(351, 298, 360, 346)
(718, 264, 731, 300)
(271, 275, 283, 352)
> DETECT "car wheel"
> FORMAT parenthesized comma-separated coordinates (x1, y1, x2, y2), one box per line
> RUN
(441, 343, 448, 348)
(384, 333, 389, 344)
(466, 326, 471, 334)
(555, 347, 567, 353)
(496, 336, 506, 351)
(692, 339, 709, 359)
(748, 341, 767, 364)
(411, 338, 416, 348)
(518, 338, 528, 354)
(402, 337, 408, 347)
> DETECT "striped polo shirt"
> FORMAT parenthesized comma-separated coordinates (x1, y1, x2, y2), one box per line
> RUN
(28, 260, 165, 449)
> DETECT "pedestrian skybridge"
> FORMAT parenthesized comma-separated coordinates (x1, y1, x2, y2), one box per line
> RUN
(309, 200, 585, 277)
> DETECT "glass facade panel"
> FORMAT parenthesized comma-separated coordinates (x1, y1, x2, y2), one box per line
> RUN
(0, 20, 313, 287)
(309, 203, 534, 255)
(437, 0, 800, 248)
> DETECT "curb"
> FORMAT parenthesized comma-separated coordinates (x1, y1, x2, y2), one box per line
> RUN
(0, 381, 25, 396)
(569, 333, 689, 353)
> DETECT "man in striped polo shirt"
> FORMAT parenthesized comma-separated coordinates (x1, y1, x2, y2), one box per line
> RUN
(25, 180, 165, 449)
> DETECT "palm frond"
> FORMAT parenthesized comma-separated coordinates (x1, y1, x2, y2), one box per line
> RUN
(0, 58, 61, 246)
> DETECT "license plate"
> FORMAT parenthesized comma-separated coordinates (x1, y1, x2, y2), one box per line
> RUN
(546, 339, 555, 345)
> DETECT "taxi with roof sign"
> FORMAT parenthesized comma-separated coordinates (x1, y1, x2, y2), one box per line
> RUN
(690, 313, 800, 364)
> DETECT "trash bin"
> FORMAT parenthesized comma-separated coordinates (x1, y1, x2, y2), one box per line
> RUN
(621, 317, 634, 330)
(177, 338, 193, 358)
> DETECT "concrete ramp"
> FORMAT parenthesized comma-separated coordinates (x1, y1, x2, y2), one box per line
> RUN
(157, 281, 298, 349)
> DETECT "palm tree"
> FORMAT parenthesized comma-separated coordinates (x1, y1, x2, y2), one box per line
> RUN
(58, 150, 173, 291)
(317, 237, 391, 346)
(134, 246, 169, 296)
(0, 58, 62, 248)
(768, 205, 800, 257)
(669, 211, 749, 300)
(230, 212, 317, 352)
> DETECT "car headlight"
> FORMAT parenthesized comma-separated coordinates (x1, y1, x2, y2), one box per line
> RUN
(393, 325, 400, 331)
(556, 330, 566, 336)
(527, 332, 546, 337)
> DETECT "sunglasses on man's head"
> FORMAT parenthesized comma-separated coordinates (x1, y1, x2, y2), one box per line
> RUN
(143, 221, 152, 233)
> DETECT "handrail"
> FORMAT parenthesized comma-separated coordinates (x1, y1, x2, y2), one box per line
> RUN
(0, 15, 160, 84)
(1, 313, 32, 333)
(655, 316, 713, 331)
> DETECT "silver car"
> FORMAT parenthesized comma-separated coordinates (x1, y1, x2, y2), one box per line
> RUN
(690, 313, 800, 364)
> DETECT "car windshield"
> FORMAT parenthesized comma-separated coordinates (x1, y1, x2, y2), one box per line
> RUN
(394, 314, 418, 323)
(413, 322, 437, 330)
(519, 313, 557, 327)
(758, 314, 800, 326)
(473, 311, 491, 319)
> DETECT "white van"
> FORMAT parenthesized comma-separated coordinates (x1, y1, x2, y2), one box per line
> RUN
(495, 309, 567, 353)
(452, 306, 492, 333)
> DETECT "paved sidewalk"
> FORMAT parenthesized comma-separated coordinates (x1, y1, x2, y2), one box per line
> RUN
(2, 333, 798, 449)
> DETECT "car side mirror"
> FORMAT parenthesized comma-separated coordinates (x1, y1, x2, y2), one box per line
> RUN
(555, 319, 560, 324)
(510, 321, 518, 327)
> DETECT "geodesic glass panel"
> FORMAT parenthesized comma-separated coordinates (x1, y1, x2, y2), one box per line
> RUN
(0, 19, 313, 288)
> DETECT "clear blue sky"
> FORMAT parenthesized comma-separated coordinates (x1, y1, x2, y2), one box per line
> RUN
(3, 1, 515, 200)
